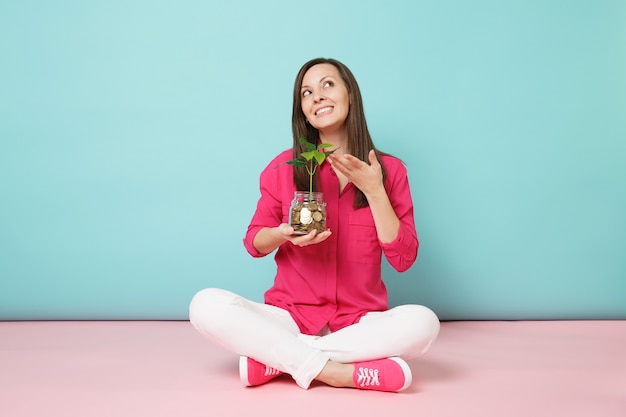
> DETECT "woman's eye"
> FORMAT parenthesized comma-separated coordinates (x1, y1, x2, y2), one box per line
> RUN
(302, 90, 311, 97)
(323, 81, 333, 88)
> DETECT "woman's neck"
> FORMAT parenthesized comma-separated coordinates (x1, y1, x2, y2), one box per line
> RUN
(319, 129, 348, 155)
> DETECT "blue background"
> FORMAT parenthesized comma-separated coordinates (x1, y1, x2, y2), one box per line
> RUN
(1, 0, 625, 320)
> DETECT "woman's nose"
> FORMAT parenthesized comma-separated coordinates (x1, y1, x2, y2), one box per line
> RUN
(314, 92, 325, 102)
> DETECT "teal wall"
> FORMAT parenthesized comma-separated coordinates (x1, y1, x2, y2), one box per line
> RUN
(1, 0, 624, 320)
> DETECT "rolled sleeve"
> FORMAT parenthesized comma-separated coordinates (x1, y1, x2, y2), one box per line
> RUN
(379, 156, 419, 272)
(380, 224, 418, 272)
(243, 151, 290, 258)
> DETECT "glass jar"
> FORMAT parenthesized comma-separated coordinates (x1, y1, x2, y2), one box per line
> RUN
(289, 191, 327, 235)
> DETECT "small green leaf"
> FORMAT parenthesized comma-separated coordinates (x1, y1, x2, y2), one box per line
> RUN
(313, 151, 326, 165)
(324, 147, 340, 157)
(301, 150, 317, 161)
(317, 143, 334, 150)
(286, 158, 306, 167)
(299, 135, 316, 152)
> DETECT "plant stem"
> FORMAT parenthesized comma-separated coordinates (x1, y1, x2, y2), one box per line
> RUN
(308, 161, 314, 200)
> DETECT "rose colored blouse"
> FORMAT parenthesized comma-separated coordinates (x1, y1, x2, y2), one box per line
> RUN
(243, 149, 418, 335)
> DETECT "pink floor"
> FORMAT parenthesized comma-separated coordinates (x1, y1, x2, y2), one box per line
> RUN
(1, 320, 625, 417)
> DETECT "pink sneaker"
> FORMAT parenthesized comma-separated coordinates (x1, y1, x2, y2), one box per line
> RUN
(352, 357, 412, 392)
(239, 356, 284, 387)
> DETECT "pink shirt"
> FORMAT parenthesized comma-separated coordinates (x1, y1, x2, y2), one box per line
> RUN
(243, 149, 418, 335)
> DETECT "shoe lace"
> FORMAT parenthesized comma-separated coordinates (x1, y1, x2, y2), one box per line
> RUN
(356, 366, 380, 387)
(264, 366, 281, 377)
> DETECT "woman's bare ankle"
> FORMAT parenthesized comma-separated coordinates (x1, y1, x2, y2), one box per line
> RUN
(315, 360, 355, 388)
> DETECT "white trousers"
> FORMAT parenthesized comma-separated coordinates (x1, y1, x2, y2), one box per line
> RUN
(189, 288, 440, 389)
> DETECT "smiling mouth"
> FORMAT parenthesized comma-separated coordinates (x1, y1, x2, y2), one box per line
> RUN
(315, 107, 333, 116)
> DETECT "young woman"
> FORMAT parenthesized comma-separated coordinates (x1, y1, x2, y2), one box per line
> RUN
(189, 58, 439, 392)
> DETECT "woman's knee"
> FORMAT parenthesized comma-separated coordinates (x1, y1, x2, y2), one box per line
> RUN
(393, 304, 441, 344)
(189, 288, 238, 328)
(413, 305, 440, 333)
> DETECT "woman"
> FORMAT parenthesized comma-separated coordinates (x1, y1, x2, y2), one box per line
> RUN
(189, 58, 439, 392)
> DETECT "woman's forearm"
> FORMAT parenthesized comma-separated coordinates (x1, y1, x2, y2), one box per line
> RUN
(366, 189, 401, 244)
(253, 226, 287, 255)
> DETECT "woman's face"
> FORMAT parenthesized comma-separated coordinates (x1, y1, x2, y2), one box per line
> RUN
(300, 63, 350, 134)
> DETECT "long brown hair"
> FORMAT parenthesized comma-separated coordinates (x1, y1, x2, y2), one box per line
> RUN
(291, 58, 387, 209)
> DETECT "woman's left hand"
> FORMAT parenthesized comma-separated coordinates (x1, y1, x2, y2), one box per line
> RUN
(330, 149, 401, 243)
(328, 150, 384, 197)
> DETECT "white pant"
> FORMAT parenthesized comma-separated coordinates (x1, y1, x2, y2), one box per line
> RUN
(189, 288, 440, 389)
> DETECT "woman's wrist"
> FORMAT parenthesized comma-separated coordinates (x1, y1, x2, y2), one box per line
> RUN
(254, 226, 287, 254)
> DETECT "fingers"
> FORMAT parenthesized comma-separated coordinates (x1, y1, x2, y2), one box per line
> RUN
(328, 153, 360, 178)
(291, 229, 332, 247)
(329, 150, 378, 173)
(368, 149, 379, 167)
(328, 151, 382, 193)
(278, 223, 332, 247)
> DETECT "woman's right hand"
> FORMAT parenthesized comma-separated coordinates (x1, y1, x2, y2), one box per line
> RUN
(277, 223, 332, 247)
(253, 224, 332, 254)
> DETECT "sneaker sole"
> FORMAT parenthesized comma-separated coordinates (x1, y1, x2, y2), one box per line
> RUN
(239, 355, 251, 386)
